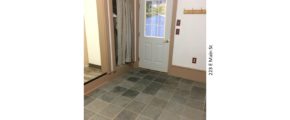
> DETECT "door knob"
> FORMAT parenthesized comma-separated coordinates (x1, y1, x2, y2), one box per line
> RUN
(163, 39, 169, 43)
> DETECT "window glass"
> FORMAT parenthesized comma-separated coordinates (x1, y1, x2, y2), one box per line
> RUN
(145, 0, 166, 38)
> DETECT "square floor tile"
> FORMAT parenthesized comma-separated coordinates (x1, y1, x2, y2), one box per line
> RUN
(111, 86, 128, 95)
(114, 109, 138, 120)
(159, 85, 176, 93)
(163, 79, 179, 88)
(190, 86, 206, 101)
(118, 81, 136, 89)
(191, 86, 206, 95)
(90, 89, 107, 99)
(192, 81, 206, 88)
(127, 77, 140, 82)
(88, 114, 110, 120)
(180, 106, 205, 120)
(155, 90, 174, 101)
(99, 104, 123, 119)
(96, 91, 108, 99)
(99, 83, 118, 92)
(85, 96, 94, 106)
(122, 89, 140, 98)
(136, 79, 153, 86)
(130, 82, 147, 92)
(179, 79, 193, 85)
(141, 105, 163, 120)
(154, 77, 167, 83)
(134, 72, 146, 77)
(164, 101, 184, 114)
(175, 89, 190, 98)
(177, 82, 192, 91)
(150, 82, 163, 89)
(85, 99, 109, 113)
(142, 82, 162, 95)
(170, 94, 187, 105)
(99, 92, 118, 102)
(85, 108, 95, 120)
(139, 69, 150, 74)
(157, 110, 180, 120)
(136, 115, 153, 120)
(143, 75, 156, 80)
(111, 96, 133, 107)
(148, 97, 168, 108)
(134, 93, 154, 104)
(168, 76, 181, 81)
(85, 68, 206, 120)
(179, 117, 193, 120)
(126, 100, 146, 113)
(185, 98, 205, 110)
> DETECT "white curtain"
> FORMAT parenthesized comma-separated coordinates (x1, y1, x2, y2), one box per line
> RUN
(117, 0, 134, 65)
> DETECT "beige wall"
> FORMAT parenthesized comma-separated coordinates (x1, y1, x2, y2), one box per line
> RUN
(172, 0, 206, 71)
(168, 0, 206, 82)
(84, 0, 102, 66)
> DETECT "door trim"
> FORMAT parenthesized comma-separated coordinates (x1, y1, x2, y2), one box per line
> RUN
(106, 0, 117, 72)
(96, 0, 111, 73)
(167, 0, 178, 72)
(135, 0, 140, 67)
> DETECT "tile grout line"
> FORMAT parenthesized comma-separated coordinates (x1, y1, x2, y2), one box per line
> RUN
(90, 81, 131, 120)
(107, 73, 147, 120)
(110, 96, 140, 120)
(86, 68, 205, 120)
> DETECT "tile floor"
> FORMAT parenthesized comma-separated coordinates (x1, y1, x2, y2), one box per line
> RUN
(85, 68, 206, 120)
(84, 66, 104, 83)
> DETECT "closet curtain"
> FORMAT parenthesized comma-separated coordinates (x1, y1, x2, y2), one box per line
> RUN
(116, 0, 134, 65)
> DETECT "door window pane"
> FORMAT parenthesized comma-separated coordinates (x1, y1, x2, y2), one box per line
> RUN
(145, 0, 166, 38)
(145, 24, 151, 35)
(158, 26, 164, 37)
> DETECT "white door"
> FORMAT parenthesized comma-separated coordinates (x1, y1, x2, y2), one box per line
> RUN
(139, 0, 173, 72)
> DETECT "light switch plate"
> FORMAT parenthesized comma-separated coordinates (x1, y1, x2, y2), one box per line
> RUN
(176, 19, 181, 26)
(192, 57, 197, 64)
(176, 29, 180, 35)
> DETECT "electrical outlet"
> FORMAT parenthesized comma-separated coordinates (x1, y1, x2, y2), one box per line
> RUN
(192, 57, 197, 64)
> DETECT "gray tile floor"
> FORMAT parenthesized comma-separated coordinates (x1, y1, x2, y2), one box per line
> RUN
(85, 68, 206, 120)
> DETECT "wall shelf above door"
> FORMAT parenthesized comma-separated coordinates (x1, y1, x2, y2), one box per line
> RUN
(184, 9, 206, 14)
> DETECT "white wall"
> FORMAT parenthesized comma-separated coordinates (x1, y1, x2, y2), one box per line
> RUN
(172, 0, 206, 71)
(84, 0, 101, 65)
